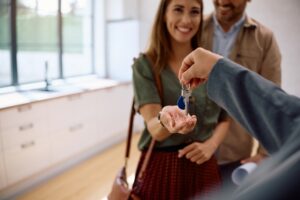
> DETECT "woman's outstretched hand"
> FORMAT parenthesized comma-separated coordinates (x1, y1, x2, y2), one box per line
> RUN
(159, 105, 197, 134)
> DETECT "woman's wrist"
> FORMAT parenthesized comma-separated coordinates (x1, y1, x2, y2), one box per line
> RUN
(157, 111, 172, 135)
(207, 139, 218, 150)
(157, 111, 166, 128)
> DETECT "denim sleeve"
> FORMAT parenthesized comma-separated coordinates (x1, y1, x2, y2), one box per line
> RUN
(206, 58, 300, 154)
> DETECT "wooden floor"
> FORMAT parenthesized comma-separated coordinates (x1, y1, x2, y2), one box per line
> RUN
(17, 134, 141, 200)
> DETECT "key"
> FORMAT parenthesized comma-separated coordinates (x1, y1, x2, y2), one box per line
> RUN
(177, 84, 191, 115)
(182, 84, 191, 115)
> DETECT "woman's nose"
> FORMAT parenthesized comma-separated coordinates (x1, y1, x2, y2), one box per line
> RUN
(181, 13, 192, 24)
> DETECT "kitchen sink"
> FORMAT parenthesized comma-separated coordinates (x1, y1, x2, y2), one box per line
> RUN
(19, 85, 84, 100)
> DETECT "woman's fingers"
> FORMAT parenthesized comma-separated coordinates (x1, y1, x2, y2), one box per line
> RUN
(160, 106, 197, 134)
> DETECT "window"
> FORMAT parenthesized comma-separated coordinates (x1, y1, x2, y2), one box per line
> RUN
(0, 0, 101, 88)
(17, 0, 59, 84)
(0, 0, 11, 87)
(62, 0, 93, 77)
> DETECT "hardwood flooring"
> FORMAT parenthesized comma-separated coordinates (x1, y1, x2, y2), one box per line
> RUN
(17, 134, 141, 200)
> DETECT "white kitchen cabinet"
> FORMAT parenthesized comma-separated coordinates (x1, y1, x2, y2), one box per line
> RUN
(48, 91, 99, 164)
(0, 102, 49, 131)
(0, 102, 52, 185)
(1, 119, 47, 150)
(0, 159, 6, 190)
(0, 83, 133, 193)
(100, 85, 132, 138)
(48, 84, 132, 165)
(0, 143, 7, 190)
(90, 84, 133, 143)
(4, 136, 51, 184)
(0, 101, 51, 150)
(51, 123, 87, 164)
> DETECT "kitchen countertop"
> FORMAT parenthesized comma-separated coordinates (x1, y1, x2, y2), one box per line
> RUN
(0, 78, 131, 111)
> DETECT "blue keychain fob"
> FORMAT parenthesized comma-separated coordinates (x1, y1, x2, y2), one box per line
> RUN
(177, 84, 191, 115)
(177, 95, 185, 109)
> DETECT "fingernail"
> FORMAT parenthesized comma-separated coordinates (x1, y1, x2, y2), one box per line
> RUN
(178, 151, 182, 158)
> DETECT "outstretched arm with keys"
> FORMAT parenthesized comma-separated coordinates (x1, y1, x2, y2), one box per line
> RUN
(159, 84, 230, 165)
(177, 47, 300, 200)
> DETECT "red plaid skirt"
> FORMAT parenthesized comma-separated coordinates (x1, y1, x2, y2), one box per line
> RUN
(131, 150, 221, 200)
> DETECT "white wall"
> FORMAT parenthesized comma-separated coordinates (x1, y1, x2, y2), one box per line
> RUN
(246, 0, 300, 97)
(105, 0, 140, 81)
(139, 0, 300, 97)
(107, 20, 139, 81)
(106, 0, 139, 20)
(138, 0, 160, 51)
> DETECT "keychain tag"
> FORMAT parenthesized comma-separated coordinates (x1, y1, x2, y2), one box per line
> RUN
(177, 84, 191, 115)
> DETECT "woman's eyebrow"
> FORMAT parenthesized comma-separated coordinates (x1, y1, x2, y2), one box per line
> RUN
(191, 6, 201, 10)
(173, 4, 184, 8)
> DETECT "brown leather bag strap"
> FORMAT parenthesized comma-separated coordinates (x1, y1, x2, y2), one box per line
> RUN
(137, 139, 155, 180)
(124, 54, 163, 179)
(124, 100, 136, 168)
(137, 54, 163, 180)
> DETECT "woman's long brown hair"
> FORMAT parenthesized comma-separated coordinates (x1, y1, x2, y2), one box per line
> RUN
(145, 0, 203, 73)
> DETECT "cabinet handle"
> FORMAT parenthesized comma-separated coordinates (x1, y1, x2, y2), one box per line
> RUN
(67, 94, 81, 101)
(69, 123, 83, 132)
(19, 123, 34, 131)
(21, 141, 35, 149)
(17, 104, 32, 112)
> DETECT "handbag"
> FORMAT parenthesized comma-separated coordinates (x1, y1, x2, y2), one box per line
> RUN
(108, 54, 162, 200)
(108, 166, 131, 200)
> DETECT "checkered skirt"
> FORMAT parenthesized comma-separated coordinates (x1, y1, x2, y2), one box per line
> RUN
(131, 150, 221, 200)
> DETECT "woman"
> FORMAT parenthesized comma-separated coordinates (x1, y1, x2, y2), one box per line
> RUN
(131, 0, 230, 199)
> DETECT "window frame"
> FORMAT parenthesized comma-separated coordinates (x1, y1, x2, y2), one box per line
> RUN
(2, 0, 96, 87)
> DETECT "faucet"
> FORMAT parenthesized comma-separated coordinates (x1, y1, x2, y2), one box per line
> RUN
(44, 61, 51, 91)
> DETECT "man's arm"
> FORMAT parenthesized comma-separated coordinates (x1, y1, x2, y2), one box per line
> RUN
(256, 32, 282, 156)
(207, 58, 300, 154)
(179, 48, 300, 200)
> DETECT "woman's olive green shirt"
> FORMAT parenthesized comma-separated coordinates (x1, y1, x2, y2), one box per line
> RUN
(132, 55, 226, 150)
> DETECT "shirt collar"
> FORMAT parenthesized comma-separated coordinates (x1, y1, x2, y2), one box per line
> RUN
(213, 13, 246, 33)
(244, 15, 257, 28)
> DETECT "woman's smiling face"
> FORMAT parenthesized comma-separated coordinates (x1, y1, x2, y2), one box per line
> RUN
(165, 0, 202, 45)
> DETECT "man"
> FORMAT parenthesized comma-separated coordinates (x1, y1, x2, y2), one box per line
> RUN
(158, 47, 299, 199)
(201, 0, 282, 187)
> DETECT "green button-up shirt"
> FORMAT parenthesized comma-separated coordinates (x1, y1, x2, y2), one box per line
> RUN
(132, 54, 226, 150)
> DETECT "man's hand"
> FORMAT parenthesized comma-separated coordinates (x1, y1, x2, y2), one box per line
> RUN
(178, 48, 222, 89)
(241, 153, 267, 164)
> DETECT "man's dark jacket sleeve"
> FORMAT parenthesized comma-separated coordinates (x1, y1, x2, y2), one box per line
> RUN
(206, 58, 300, 200)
